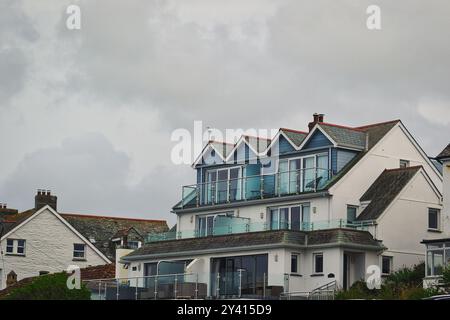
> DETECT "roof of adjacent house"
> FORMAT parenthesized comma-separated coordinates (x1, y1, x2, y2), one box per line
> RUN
(437, 143, 450, 160)
(0, 208, 168, 261)
(356, 166, 422, 221)
(122, 228, 383, 260)
(60, 213, 169, 260)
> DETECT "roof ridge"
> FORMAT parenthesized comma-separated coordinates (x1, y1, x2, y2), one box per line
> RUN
(60, 213, 167, 223)
(243, 135, 271, 141)
(208, 140, 235, 146)
(280, 127, 308, 135)
(319, 122, 365, 132)
(355, 119, 401, 130)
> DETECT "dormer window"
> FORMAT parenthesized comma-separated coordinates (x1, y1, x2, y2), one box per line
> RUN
(399, 159, 410, 168)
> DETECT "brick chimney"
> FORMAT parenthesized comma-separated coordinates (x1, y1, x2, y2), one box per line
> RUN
(35, 189, 57, 211)
(0, 203, 18, 220)
(308, 113, 325, 131)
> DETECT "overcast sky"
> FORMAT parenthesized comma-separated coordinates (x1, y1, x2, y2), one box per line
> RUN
(1, 0, 449, 226)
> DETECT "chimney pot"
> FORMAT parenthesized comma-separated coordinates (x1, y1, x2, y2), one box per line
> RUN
(308, 113, 325, 132)
(35, 189, 57, 211)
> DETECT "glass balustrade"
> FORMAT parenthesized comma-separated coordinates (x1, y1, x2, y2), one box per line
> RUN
(181, 168, 331, 208)
(145, 219, 375, 243)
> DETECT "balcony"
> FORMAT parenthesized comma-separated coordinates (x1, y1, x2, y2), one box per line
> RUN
(180, 168, 332, 209)
(145, 218, 375, 243)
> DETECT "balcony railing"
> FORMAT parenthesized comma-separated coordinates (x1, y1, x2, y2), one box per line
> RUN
(146, 219, 376, 243)
(180, 168, 332, 208)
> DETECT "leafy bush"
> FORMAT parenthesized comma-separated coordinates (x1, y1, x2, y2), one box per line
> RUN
(442, 267, 450, 286)
(2, 273, 91, 300)
(335, 262, 438, 300)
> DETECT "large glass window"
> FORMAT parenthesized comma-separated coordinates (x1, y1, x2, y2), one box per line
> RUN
(269, 204, 310, 231)
(210, 254, 268, 297)
(197, 212, 233, 237)
(425, 242, 450, 277)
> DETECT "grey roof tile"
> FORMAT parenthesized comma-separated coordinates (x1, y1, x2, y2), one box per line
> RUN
(356, 166, 421, 221)
(123, 228, 382, 260)
(437, 143, 450, 160)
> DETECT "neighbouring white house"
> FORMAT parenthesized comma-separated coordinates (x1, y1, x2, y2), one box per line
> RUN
(0, 191, 168, 290)
(422, 143, 450, 288)
(118, 114, 444, 299)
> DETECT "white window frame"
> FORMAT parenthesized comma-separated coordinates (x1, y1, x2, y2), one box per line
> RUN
(73, 243, 86, 259)
(196, 211, 234, 236)
(381, 256, 393, 275)
(269, 203, 310, 230)
(291, 253, 300, 274)
(5, 239, 26, 256)
(313, 252, 324, 274)
(428, 208, 441, 231)
(276, 152, 329, 194)
(205, 166, 243, 203)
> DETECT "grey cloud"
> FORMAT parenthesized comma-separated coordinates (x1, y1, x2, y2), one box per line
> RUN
(0, 133, 187, 224)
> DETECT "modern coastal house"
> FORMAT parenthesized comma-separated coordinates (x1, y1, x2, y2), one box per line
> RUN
(120, 114, 444, 299)
(422, 143, 450, 288)
(0, 191, 168, 290)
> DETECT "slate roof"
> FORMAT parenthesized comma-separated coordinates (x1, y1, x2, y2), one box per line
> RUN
(123, 228, 382, 260)
(356, 166, 422, 221)
(437, 143, 450, 160)
(0, 209, 36, 234)
(280, 128, 308, 147)
(61, 213, 169, 260)
(319, 123, 367, 149)
(324, 120, 400, 190)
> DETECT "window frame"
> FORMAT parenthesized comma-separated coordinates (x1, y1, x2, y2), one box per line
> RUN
(291, 253, 300, 274)
(381, 256, 393, 275)
(5, 239, 26, 256)
(269, 203, 310, 231)
(428, 208, 441, 231)
(196, 211, 234, 237)
(73, 243, 86, 260)
(313, 252, 324, 274)
(346, 205, 358, 222)
(399, 159, 410, 168)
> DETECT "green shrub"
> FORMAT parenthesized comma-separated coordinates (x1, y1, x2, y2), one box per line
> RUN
(2, 273, 91, 300)
(442, 267, 450, 286)
(336, 262, 434, 300)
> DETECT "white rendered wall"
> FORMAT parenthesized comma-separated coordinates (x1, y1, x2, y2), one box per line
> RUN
(0, 208, 108, 289)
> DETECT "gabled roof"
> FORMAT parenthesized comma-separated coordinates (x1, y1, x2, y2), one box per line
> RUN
(279, 128, 308, 147)
(318, 123, 367, 150)
(356, 166, 422, 221)
(61, 213, 168, 260)
(0, 206, 112, 264)
(122, 228, 383, 260)
(437, 143, 450, 160)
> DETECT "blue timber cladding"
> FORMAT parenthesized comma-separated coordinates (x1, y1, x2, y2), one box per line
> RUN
(303, 130, 333, 150)
(331, 148, 338, 174)
(278, 135, 295, 154)
(336, 149, 358, 172)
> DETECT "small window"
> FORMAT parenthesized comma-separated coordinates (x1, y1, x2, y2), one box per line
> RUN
(428, 208, 440, 230)
(382, 256, 393, 274)
(347, 205, 358, 222)
(399, 159, 410, 168)
(128, 241, 140, 249)
(17, 240, 26, 255)
(313, 253, 324, 274)
(6, 239, 26, 255)
(291, 254, 299, 273)
(6, 239, 14, 254)
(73, 244, 86, 259)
